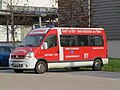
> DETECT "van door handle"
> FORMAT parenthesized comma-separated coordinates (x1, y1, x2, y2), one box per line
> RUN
(57, 50, 59, 53)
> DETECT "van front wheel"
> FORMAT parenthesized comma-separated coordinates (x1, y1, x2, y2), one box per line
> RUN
(35, 61, 47, 74)
(92, 59, 102, 71)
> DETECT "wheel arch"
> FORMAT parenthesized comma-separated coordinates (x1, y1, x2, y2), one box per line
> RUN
(36, 58, 48, 70)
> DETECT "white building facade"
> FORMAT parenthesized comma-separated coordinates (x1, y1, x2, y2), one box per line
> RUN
(0, 0, 58, 42)
(0, 0, 58, 10)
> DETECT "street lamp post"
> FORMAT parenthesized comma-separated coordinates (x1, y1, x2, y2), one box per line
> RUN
(88, 0, 91, 28)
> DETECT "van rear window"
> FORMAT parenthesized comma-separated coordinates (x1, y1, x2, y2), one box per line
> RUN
(90, 35, 104, 46)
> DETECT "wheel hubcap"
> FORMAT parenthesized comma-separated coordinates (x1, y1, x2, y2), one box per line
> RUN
(95, 61, 101, 69)
(38, 64, 45, 72)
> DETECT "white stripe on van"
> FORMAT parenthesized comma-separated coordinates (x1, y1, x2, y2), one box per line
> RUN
(48, 61, 94, 69)
(57, 29, 64, 61)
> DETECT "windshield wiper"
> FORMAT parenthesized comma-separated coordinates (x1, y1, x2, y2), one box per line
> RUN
(19, 45, 24, 47)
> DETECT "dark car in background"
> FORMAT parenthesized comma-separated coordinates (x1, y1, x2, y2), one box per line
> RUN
(0, 46, 14, 67)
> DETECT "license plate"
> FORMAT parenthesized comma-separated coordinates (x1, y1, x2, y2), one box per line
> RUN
(13, 62, 19, 65)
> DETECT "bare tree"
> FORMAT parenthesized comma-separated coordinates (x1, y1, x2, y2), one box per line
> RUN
(0, 0, 33, 47)
(0, 12, 11, 42)
(58, 0, 94, 27)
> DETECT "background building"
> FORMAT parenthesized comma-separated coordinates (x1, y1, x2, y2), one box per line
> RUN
(0, 0, 58, 10)
(58, 0, 120, 40)
(92, 0, 120, 40)
(92, 0, 120, 58)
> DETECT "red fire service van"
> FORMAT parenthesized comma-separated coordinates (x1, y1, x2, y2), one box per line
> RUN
(9, 27, 108, 74)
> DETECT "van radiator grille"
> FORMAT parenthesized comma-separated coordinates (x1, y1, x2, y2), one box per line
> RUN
(11, 55, 25, 59)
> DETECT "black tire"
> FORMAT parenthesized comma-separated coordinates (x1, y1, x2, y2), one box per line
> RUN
(13, 69, 24, 73)
(71, 67, 80, 71)
(92, 59, 102, 71)
(35, 61, 47, 74)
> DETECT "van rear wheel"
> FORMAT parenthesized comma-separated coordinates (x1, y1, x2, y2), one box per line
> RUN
(92, 59, 102, 71)
(35, 61, 47, 74)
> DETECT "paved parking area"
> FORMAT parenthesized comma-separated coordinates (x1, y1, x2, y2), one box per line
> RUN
(0, 69, 120, 90)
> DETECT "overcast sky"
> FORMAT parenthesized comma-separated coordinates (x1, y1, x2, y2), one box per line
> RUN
(1, 0, 58, 10)
(15, 0, 58, 7)
(28, 0, 57, 7)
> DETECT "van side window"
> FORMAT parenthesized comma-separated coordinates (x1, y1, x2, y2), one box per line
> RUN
(78, 35, 89, 46)
(46, 35, 57, 48)
(60, 35, 75, 47)
(90, 35, 104, 46)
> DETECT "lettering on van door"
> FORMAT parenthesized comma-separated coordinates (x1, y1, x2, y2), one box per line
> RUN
(64, 47, 80, 59)
(44, 54, 58, 57)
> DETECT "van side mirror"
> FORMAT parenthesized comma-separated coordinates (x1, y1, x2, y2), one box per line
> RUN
(41, 42, 48, 50)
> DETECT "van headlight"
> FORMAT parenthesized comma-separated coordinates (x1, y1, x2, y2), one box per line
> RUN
(25, 52, 34, 59)
(9, 53, 12, 59)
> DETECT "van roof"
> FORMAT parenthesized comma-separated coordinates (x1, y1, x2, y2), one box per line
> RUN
(52, 27, 104, 30)
(29, 27, 50, 35)
(28, 27, 104, 35)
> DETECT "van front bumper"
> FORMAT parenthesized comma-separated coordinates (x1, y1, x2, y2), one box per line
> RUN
(9, 58, 37, 69)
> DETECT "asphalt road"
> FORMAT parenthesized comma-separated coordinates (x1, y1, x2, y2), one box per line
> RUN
(0, 68, 120, 90)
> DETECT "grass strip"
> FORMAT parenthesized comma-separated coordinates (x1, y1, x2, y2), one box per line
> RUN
(102, 58, 120, 72)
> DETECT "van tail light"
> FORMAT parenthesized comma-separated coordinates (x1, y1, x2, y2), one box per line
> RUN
(106, 50, 108, 58)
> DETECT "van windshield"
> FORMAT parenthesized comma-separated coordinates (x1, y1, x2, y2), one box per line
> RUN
(20, 35, 44, 47)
